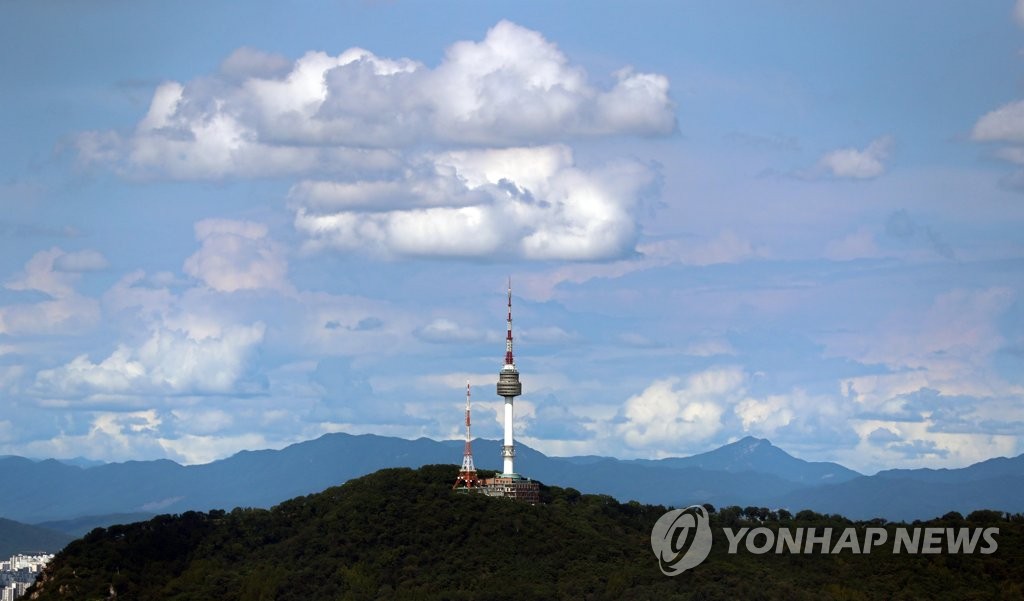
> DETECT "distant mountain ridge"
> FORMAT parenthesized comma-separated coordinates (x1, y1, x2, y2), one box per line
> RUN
(778, 453, 1024, 521)
(36, 513, 155, 538)
(875, 454, 1024, 483)
(0, 518, 71, 556)
(0, 433, 1020, 524)
(628, 436, 860, 484)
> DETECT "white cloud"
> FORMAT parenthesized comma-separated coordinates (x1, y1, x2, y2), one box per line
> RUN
(517, 230, 763, 301)
(169, 408, 234, 435)
(817, 135, 893, 179)
(470, 398, 538, 438)
(824, 226, 881, 261)
(995, 146, 1024, 165)
(76, 21, 674, 180)
(1017, 0, 1024, 26)
(20, 411, 169, 463)
(415, 318, 496, 344)
(847, 419, 1019, 471)
(426, 22, 674, 143)
(834, 287, 1015, 410)
(297, 204, 502, 258)
(7, 247, 80, 298)
(74, 22, 672, 263)
(684, 338, 736, 357)
(886, 287, 1011, 377)
(53, 249, 109, 272)
(156, 432, 275, 465)
(34, 320, 266, 397)
(103, 270, 176, 317)
(519, 326, 574, 344)
(14, 410, 280, 465)
(0, 365, 25, 392)
(183, 219, 290, 293)
(518, 257, 657, 301)
(0, 248, 101, 335)
(293, 146, 654, 261)
(288, 169, 485, 213)
(735, 394, 795, 432)
(80, 81, 329, 180)
(617, 368, 746, 451)
(644, 230, 763, 266)
(0, 297, 100, 336)
(219, 47, 292, 81)
(611, 370, 862, 461)
(971, 100, 1024, 185)
(972, 100, 1024, 143)
(288, 290, 414, 359)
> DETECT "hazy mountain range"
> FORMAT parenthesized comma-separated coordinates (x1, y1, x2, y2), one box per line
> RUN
(1, 433, 1021, 537)
(0, 518, 71, 556)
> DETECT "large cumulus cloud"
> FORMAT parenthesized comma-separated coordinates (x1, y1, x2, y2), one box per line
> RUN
(77, 20, 673, 168)
(76, 21, 674, 261)
(292, 145, 656, 260)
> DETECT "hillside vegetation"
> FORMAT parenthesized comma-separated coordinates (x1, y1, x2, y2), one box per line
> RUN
(26, 465, 1024, 601)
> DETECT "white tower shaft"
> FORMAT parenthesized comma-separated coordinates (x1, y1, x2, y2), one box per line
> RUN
(503, 399, 514, 475)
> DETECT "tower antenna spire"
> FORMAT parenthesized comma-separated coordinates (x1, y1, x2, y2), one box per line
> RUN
(453, 380, 480, 489)
(505, 277, 515, 367)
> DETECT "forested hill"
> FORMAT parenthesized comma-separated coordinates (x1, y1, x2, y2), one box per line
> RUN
(27, 465, 1024, 601)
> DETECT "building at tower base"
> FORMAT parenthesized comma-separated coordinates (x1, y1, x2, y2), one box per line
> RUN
(479, 474, 540, 504)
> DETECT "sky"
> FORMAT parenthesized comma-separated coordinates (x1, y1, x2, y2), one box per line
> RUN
(1, 1, 1023, 474)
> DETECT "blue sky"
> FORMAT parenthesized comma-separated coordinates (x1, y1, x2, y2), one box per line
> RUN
(2, 1, 1023, 473)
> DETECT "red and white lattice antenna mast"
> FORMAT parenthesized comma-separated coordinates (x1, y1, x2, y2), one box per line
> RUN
(453, 380, 480, 489)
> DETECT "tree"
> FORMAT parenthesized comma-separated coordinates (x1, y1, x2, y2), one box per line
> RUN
(966, 509, 1004, 524)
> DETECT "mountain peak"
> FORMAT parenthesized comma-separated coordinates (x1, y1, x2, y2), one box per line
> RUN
(721, 436, 777, 458)
(733, 436, 771, 449)
(635, 435, 860, 486)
